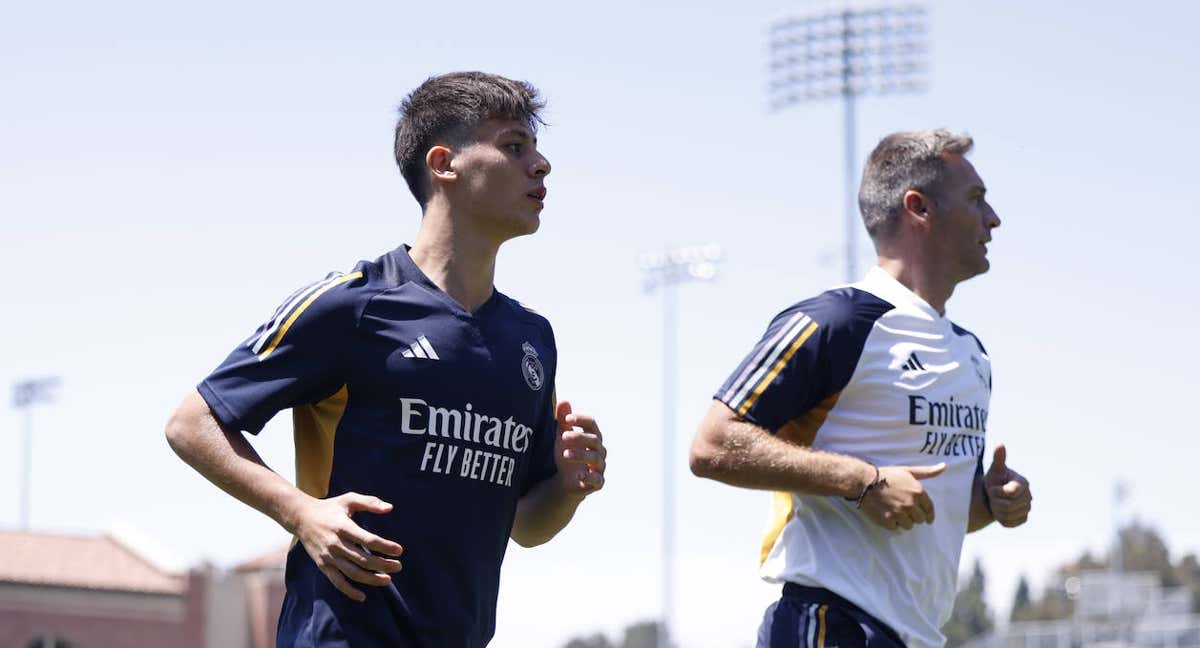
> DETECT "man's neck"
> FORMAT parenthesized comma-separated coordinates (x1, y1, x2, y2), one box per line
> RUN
(409, 206, 500, 314)
(875, 255, 955, 316)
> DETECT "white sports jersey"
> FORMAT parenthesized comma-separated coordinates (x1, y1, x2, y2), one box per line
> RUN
(716, 266, 991, 648)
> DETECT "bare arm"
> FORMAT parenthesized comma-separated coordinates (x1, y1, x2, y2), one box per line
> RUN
(511, 477, 588, 547)
(511, 401, 605, 547)
(165, 389, 403, 601)
(690, 400, 946, 532)
(165, 390, 309, 530)
(689, 400, 874, 497)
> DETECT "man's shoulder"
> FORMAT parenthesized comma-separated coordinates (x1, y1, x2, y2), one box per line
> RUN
(288, 255, 396, 314)
(777, 286, 896, 336)
(949, 320, 988, 354)
(497, 292, 553, 326)
(256, 267, 371, 339)
(256, 251, 410, 338)
(494, 292, 557, 348)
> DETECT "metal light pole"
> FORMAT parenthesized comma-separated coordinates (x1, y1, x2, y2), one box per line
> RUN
(638, 244, 722, 648)
(768, 3, 929, 282)
(1112, 481, 1129, 572)
(13, 377, 60, 530)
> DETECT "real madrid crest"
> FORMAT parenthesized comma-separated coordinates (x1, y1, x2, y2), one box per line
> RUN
(520, 342, 545, 391)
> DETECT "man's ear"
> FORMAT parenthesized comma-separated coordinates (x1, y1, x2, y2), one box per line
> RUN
(902, 190, 933, 230)
(426, 145, 457, 186)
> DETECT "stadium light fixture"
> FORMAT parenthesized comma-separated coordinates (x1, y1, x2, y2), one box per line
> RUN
(639, 244, 722, 648)
(12, 376, 60, 530)
(768, 2, 929, 281)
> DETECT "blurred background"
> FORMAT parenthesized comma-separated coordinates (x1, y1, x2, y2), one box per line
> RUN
(2, 0, 1198, 646)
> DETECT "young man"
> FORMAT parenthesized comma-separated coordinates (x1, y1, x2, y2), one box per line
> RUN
(166, 72, 607, 647)
(690, 130, 1032, 648)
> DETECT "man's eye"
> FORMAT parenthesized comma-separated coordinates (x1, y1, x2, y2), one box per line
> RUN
(506, 143, 523, 154)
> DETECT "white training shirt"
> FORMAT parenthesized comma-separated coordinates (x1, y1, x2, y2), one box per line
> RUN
(716, 266, 992, 648)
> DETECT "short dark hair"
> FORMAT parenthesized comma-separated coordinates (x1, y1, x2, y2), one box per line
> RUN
(858, 129, 974, 240)
(394, 71, 546, 207)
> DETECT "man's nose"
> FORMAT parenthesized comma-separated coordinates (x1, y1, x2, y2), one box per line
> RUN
(986, 206, 1001, 229)
(531, 152, 551, 177)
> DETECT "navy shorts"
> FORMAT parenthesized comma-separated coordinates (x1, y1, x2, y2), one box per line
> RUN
(757, 583, 907, 648)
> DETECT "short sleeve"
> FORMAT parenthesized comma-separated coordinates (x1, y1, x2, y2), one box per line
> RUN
(198, 271, 363, 434)
(521, 389, 560, 496)
(714, 289, 892, 432)
(520, 326, 559, 495)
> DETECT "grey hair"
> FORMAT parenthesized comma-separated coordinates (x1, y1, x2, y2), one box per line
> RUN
(858, 129, 974, 240)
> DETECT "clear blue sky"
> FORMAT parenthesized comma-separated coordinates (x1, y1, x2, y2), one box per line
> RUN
(3, 1, 1198, 646)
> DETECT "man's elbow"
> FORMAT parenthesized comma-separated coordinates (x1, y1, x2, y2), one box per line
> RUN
(164, 393, 206, 457)
(164, 408, 192, 456)
(510, 530, 550, 549)
(690, 402, 742, 480)
(688, 433, 726, 480)
(510, 519, 559, 548)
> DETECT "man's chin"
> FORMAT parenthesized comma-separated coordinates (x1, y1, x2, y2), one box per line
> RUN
(515, 215, 541, 236)
(960, 259, 990, 282)
(497, 215, 540, 241)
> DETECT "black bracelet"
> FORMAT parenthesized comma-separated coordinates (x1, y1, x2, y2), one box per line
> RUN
(847, 465, 885, 509)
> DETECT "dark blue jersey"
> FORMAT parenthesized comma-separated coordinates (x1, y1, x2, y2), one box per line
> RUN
(198, 245, 559, 648)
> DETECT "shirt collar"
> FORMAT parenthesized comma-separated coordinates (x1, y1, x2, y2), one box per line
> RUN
(391, 244, 502, 319)
(856, 266, 943, 321)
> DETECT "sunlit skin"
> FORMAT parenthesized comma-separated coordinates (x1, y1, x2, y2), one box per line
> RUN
(410, 118, 552, 314)
(926, 153, 1002, 284)
(878, 152, 1002, 315)
(428, 119, 551, 244)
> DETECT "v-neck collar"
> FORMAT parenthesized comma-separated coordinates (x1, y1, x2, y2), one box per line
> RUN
(392, 245, 502, 320)
(859, 266, 944, 323)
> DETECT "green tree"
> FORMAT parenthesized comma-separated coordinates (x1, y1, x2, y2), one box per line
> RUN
(1173, 553, 1200, 612)
(563, 634, 615, 648)
(1116, 522, 1173, 580)
(619, 620, 665, 648)
(1011, 521, 1200, 622)
(1010, 575, 1032, 622)
(942, 559, 994, 647)
(559, 619, 666, 648)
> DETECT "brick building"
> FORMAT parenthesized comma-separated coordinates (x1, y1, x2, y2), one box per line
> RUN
(0, 530, 287, 648)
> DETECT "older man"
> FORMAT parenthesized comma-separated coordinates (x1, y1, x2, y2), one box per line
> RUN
(690, 130, 1032, 648)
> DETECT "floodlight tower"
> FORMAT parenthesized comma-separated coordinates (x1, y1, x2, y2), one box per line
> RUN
(13, 377, 60, 530)
(768, 2, 929, 281)
(638, 244, 722, 648)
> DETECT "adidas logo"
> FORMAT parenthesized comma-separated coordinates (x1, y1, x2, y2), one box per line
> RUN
(901, 352, 926, 372)
(401, 335, 440, 360)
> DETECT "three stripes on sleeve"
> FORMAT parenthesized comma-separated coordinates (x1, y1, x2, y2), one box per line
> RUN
(247, 271, 363, 361)
(721, 309, 820, 418)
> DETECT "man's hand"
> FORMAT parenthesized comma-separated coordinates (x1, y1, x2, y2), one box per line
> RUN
(554, 400, 606, 497)
(860, 463, 946, 531)
(984, 444, 1031, 528)
(509, 400, 606, 547)
(292, 492, 404, 602)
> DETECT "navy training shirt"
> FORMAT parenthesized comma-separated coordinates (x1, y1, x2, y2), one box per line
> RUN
(198, 245, 559, 648)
